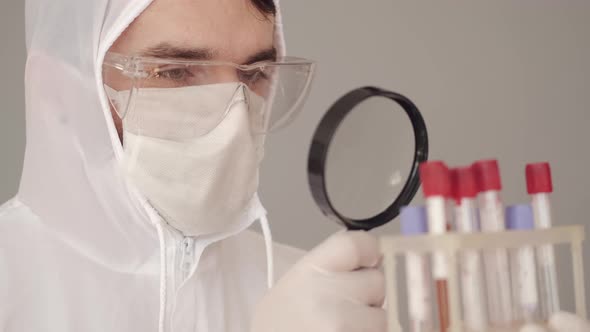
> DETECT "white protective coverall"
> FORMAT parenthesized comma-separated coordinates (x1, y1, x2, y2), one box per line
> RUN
(0, 0, 303, 331)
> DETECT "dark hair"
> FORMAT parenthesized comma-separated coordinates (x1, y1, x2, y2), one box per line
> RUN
(250, 0, 276, 15)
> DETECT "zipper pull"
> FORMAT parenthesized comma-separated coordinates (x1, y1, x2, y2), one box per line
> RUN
(181, 237, 195, 273)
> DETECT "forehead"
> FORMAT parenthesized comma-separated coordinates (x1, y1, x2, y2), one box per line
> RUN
(110, 0, 275, 63)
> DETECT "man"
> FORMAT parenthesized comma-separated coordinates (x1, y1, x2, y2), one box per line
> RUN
(1, 0, 588, 331)
(0, 0, 386, 331)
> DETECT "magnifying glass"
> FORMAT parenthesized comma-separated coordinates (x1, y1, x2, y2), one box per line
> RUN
(307, 86, 429, 230)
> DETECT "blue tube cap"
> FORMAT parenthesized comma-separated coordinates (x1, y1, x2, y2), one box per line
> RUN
(506, 204, 534, 230)
(400, 206, 428, 235)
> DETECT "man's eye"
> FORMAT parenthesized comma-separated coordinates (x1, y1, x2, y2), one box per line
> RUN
(239, 69, 269, 84)
(155, 67, 192, 81)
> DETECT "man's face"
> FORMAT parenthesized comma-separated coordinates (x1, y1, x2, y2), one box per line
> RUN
(105, 0, 276, 139)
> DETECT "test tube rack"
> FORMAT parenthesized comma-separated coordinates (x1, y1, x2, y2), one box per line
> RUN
(380, 225, 586, 332)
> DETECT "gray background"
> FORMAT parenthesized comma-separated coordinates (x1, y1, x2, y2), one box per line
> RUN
(1, 0, 589, 316)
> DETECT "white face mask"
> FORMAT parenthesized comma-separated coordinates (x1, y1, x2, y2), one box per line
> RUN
(106, 83, 266, 236)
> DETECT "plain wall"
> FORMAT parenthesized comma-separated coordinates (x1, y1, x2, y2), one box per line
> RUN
(0, 1, 25, 201)
(1, 0, 589, 316)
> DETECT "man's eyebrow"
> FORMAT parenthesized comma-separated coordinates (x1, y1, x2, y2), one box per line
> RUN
(138, 43, 277, 63)
(139, 43, 215, 60)
(244, 48, 278, 64)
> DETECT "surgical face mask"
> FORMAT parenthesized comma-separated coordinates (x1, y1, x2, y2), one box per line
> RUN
(106, 83, 266, 236)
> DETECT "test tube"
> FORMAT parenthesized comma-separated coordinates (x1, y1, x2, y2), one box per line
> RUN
(451, 167, 488, 331)
(506, 204, 541, 324)
(472, 159, 513, 327)
(419, 161, 452, 332)
(526, 163, 560, 319)
(401, 206, 434, 332)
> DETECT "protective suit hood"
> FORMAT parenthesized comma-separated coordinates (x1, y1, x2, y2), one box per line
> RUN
(0, 1, 301, 331)
(21, 0, 287, 258)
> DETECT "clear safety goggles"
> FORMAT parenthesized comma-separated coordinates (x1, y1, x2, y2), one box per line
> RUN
(102, 52, 316, 139)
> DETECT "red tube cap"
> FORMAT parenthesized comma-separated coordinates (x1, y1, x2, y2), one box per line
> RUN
(419, 161, 451, 198)
(451, 166, 478, 203)
(472, 159, 502, 192)
(526, 162, 553, 194)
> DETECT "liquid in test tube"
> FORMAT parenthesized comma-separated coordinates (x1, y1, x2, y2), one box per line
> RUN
(506, 204, 541, 324)
(472, 159, 513, 327)
(419, 161, 452, 332)
(526, 162, 560, 319)
(401, 206, 434, 332)
(451, 167, 488, 331)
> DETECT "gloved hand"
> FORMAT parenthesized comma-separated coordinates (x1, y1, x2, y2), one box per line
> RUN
(250, 231, 386, 332)
(520, 312, 590, 332)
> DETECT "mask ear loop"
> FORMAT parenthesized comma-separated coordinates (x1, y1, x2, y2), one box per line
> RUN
(259, 214, 275, 289)
(121, 83, 138, 119)
(262, 67, 276, 133)
(241, 85, 269, 159)
(155, 222, 168, 332)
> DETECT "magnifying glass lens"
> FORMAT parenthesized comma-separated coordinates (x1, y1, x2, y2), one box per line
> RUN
(325, 96, 416, 220)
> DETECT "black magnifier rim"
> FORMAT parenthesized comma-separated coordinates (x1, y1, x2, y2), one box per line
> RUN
(307, 86, 428, 230)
